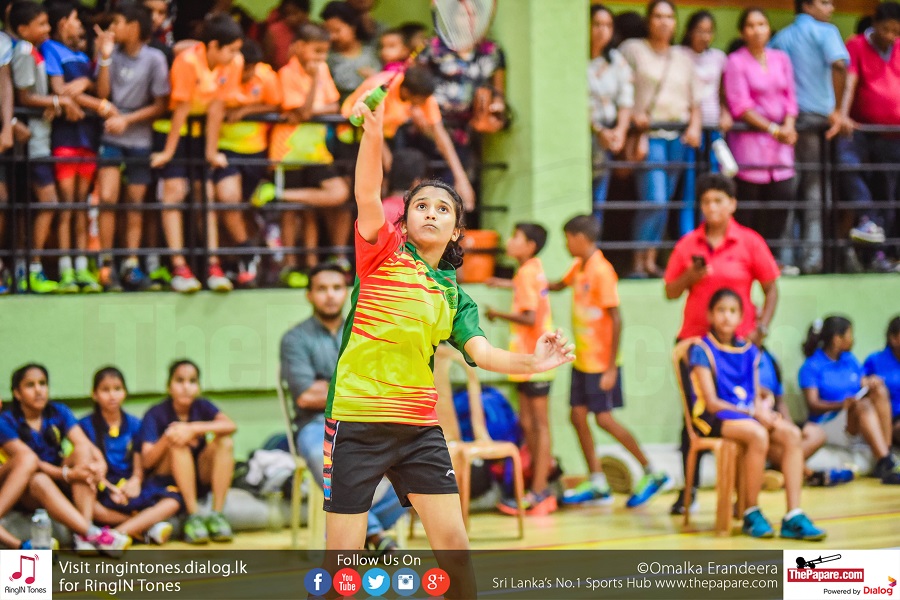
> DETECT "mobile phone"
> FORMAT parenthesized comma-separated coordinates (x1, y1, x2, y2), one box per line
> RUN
(853, 386, 869, 401)
(692, 255, 707, 268)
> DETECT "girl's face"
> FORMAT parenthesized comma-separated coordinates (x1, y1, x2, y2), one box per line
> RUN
(741, 11, 771, 48)
(144, 0, 168, 32)
(325, 17, 356, 50)
(13, 368, 49, 413)
(647, 2, 676, 44)
(59, 9, 84, 46)
(402, 187, 460, 250)
(93, 376, 126, 414)
(591, 9, 614, 50)
(379, 32, 407, 64)
(689, 17, 714, 53)
(709, 296, 743, 340)
(834, 327, 854, 353)
(168, 364, 200, 406)
(700, 189, 737, 227)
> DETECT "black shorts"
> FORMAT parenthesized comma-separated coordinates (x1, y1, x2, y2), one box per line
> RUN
(212, 150, 270, 199)
(153, 131, 208, 181)
(98, 475, 184, 513)
(283, 165, 341, 190)
(569, 367, 623, 413)
(517, 380, 551, 397)
(323, 418, 458, 514)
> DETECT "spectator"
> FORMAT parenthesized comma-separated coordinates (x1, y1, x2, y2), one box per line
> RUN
(95, 0, 170, 292)
(259, 22, 349, 278)
(687, 289, 826, 540)
(612, 11, 646, 47)
(10, 1, 72, 293)
(261, 0, 310, 71)
(838, 1, 900, 259)
(800, 316, 899, 484)
(143, 0, 173, 64)
(149, 14, 244, 293)
(0, 29, 14, 294)
(588, 4, 633, 236)
(213, 39, 283, 289)
(723, 8, 798, 246)
(321, 1, 380, 101)
(280, 263, 407, 553)
(397, 21, 427, 53)
(680, 10, 729, 236)
(347, 0, 388, 49)
(770, 0, 850, 274)
(863, 315, 900, 446)
(664, 174, 780, 514)
(619, 0, 702, 278)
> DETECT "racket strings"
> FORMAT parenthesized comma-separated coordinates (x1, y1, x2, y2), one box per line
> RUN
(433, 0, 496, 52)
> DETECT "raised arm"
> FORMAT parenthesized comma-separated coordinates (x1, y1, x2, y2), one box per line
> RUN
(350, 92, 387, 243)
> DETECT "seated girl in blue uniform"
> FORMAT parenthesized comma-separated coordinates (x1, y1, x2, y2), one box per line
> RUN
(758, 347, 853, 487)
(0, 364, 132, 553)
(0, 393, 40, 549)
(687, 289, 825, 540)
(80, 367, 182, 545)
(140, 360, 236, 544)
(863, 315, 900, 447)
(800, 316, 899, 485)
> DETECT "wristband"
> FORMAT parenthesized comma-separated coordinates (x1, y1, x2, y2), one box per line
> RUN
(62, 465, 69, 482)
(99, 57, 112, 67)
(767, 122, 780, 137)
(52, 95, 60, 112)
(99, 99, 111, 116)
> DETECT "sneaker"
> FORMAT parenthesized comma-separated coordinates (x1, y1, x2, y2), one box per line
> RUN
(626, 471, 670, 508)
(881, 464, 900, 485)
(183, 514, 210, 544)
(670, 487, 700, 516)
(0, 270, 9, 295)
(146, 521, 173, 545)
(75, 268, 102, 293)
(279, 266, 309, 289)
(869, 251, 896, 273)
(806, 468, 854, 487)
(206, 264, 233, 292)
(99, 265, 124, 292)
(251, 181, 277, 208)
(850, 218, 886, 244)
(205, 511, 233, 542)
(872, 456, 898, 480)
(742, 508, 775, 538)
(79, 526, 132, 556)
(27, 267, 58, 294)
(236, 257, 259, 288)
(120, 264, 151, 292)
(561, 479, 613, 506)
(170, 265, 202, 294)
(498, 489, 558, 516)
(781, 513, 826, 541)
(600, 456, 633, 494)
(57, 268, 80, 294)
(148, 266, 172, 291)
(763, 469, 785, 491)
(328, 255, 353, 273)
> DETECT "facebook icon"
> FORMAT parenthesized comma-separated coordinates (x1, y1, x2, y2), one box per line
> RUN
(304, 568, 332, 596)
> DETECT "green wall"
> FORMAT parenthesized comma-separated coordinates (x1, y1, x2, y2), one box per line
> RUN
(2, 276, 897, 472)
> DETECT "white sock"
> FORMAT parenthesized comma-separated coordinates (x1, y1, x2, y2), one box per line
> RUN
(784, 508, 803, 521)
(59, 256, 72, 272)
(74, 256, 88, 272)
(29, 261, 43, 274)
(643, 463, 654, 475)
(146, 254, 160, 273)
(590, 472, 608, 489)
(743, 506, 760, 517)
(123, 257, 139, 269)
(86, 524, 101, 538)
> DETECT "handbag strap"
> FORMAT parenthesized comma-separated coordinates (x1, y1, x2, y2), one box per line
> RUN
(644, 41, 672, 118)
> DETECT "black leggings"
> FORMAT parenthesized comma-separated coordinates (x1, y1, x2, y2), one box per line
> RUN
(735, 177, 796, 248)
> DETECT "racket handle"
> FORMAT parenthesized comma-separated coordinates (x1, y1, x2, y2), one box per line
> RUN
(349, 85, 388, 126)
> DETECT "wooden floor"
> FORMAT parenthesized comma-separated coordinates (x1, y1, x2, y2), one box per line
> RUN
(153, 479, 899, 551)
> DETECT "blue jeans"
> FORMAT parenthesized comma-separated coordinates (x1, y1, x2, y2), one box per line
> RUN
(296, 414, 408, 536)
(592, 153, 612, 235)
(634, 136, 691, 243)
(835, 130, 900, 228)
(678, 131, 721, 237)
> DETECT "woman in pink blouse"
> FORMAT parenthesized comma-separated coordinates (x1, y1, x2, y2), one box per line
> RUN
(723, 8, 798, 245)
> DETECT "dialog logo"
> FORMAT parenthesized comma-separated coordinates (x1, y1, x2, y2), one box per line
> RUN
(303, 568, 332, 597)
(1, 550, 52, 600)
(362, 567, 390, 597)
(333, 568, 361, 597)
(393, 568, 420, 596)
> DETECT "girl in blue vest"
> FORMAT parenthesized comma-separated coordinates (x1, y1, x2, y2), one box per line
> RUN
(863, 315, 900, 447)
(80, 367, 182, 545)
(688, 289, 825, 539)
(801, 316, 899, 484)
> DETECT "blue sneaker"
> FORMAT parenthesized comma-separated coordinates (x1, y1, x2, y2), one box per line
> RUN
(807, 468, 855, 487)
(626, 472, 670, 508)
(120, 263, 151, 291)
(742, 508, 775, 538)
(781, 513, 826, 541)
(561, 480, 613, 506)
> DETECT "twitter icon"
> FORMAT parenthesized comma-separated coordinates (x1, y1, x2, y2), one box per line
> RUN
(362, 567, 390, 597)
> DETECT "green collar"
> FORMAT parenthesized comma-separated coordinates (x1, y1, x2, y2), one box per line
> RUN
(404, 240, 456, 276)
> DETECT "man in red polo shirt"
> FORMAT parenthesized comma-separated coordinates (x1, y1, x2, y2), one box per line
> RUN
(664, 174, 780, 342)
(838, 1, 900, 260)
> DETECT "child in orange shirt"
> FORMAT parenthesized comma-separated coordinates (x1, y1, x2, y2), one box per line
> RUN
(550, 215, 669, 508)
(485, 223, 557, 515)
(257, 23, 349, 278)
(149, 14, 243, 293)
(213, 40, 283, 288)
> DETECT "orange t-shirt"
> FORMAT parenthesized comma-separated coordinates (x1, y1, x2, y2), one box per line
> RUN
(341, 71, 443, 138)
(561, 250, 620, 374)
(272, 57, 340, 155)
(219, 62, 282, 154)
(157, 43, 242, 137)
(509, 257, 553, 383)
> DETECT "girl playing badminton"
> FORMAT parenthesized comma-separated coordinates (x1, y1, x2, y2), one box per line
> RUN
(323, 96, 573, 593)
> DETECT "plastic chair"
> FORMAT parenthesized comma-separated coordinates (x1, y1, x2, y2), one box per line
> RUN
(276, 369, 325, 549)
(673, 339, 748, 536)
(430, 344, 525, 539)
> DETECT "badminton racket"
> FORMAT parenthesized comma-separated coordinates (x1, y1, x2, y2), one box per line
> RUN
(432, 0, 498, 53)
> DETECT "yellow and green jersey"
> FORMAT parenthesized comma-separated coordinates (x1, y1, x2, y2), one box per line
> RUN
(326, 221, 484, 426)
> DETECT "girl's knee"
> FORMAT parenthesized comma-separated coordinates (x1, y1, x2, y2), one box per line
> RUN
(212, 435, 234, 452)
(569, 410, 588, 428)
(594, 412, 616, 430)
(28, 472, 54, 493)
(10, 451, 39, 473)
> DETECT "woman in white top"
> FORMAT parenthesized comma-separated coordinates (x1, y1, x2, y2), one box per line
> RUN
(588, 4, 634, 237)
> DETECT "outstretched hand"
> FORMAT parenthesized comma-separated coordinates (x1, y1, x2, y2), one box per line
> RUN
(532, 329, 575, 373)
(350, 88, 385, 134)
